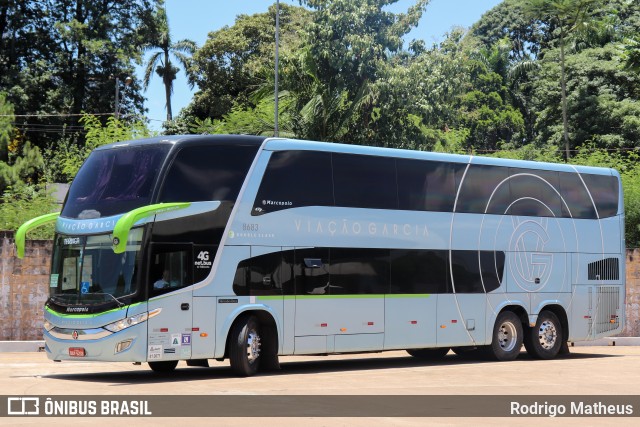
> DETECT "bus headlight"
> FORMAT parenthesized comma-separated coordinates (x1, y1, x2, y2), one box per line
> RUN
(43, 320, 53, 332)
(103, 308, 161, 333)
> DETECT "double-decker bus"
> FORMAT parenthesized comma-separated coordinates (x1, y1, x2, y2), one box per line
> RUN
(17, 135, 625, 376)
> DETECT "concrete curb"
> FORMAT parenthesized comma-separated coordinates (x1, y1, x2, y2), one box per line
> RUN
(570, 337, 640, 346)
(0, 341, 45, 352)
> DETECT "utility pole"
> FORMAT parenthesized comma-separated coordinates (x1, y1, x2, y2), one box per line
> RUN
(274, 0, 280, 137)
(115, 76, 133, 119)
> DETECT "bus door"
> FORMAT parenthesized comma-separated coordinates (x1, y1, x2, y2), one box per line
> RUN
(147, 243, 193, 361)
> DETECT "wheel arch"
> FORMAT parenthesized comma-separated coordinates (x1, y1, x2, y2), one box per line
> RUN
(537, 304, 569, 344)
(496, 303, 529, 327)
(220, 307, 280, 360)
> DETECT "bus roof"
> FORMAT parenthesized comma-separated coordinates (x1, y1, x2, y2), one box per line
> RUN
(95, 134, 268, 151)
(264, 138, 618, 177)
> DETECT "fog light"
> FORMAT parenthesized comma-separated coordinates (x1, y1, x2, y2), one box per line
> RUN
(115, 339, 133, 354)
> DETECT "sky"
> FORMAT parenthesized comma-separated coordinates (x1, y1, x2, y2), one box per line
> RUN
(138, 0, 503, 131)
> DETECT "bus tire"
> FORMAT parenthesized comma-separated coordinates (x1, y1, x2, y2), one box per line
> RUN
(148, 360, 178, 373)
(229, 315, 261, 377)
(488, 311, 523, 361)
(407, 347, 450, 359)
(524, 310, 562, 360)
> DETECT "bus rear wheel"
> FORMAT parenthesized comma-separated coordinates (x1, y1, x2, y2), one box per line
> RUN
(229, 315, 261, 376)
(524, 310, 562, 360)
(407, 347, 450, 359)
(488, 311, 523, 361)
(148, 360, 178, 373)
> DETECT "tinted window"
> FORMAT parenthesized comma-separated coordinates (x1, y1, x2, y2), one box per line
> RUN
(294, 248, 330, 295)
(233, 251, 283, 296)
(450, 250, 504, 293)
(63, 145, 169, 218)
(329, 248, 389, 295)
(558, 172, 598, 219)
(396, 159, 465, 212)
(390, 249, 448, 294)
(581, 174, 619, 218)
(456, 165, 509, 214)
(333, 153, 398, 209)
(160, 144, 258, 203)
(253, 151, 333, 215)
(507, 169, 562, 217)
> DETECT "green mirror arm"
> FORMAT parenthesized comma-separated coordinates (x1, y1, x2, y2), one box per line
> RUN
(112, 202, 191, 253)
(15, 212, 60, 259)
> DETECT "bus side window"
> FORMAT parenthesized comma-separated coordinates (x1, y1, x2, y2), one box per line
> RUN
(581, 173, 619, 218)
(149, 245, 192, 295)
(232, 252, 284, 296)
(396, 159, 465, 212)
(253, 151, 333, 216)
(332, 153, 397, 210)
(294, 248, 330, 295)
(559, 172, 598, 219)
(159, 145, 257, 203)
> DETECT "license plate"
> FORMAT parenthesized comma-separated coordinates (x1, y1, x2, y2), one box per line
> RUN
(69, 347, 86, 357)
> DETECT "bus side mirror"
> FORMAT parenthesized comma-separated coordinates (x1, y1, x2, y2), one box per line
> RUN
(15, 212, 60, 258)
(112, 202, 190, 254)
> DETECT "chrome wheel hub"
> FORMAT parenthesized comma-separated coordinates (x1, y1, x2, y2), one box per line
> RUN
(537, 320, 557, 349)
(498, 322, 518, 352)
(246, 330, 261, 362)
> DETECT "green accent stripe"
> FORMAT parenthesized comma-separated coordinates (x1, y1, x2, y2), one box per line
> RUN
(256, 294, 431, 301)
(112, 202, 190, 253)
(45, 302, 141, 318)
(16, 212, 60, 258)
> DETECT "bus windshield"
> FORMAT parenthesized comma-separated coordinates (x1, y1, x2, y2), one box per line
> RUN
(49, 228, 143, 305)
(62, 145, 170, 219)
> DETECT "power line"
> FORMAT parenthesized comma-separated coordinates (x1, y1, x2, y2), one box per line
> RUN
(1, 112, 115, 118)
(1, 112, 167, 122)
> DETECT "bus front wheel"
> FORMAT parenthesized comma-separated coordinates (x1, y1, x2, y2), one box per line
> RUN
(524, 310, 562, 359)
(148, 360, 178, 373)
(488, 311, 523, 361)
(229, 315, 261, 376)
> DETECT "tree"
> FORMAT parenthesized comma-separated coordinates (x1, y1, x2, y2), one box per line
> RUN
(292, 0, 430, 146)
(45, 114, 152, 183)
(0, 0, 156, 150)
(523, 0, 603, 160)
(471, 0, 547, 61)
(142, 5, 196, 121)
(186, 4, 310, 123)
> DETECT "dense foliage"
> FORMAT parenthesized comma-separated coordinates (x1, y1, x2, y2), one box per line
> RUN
(1, 0, 639, 246)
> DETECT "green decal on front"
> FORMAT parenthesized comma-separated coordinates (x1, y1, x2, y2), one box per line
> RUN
(112, 202, 190, 253)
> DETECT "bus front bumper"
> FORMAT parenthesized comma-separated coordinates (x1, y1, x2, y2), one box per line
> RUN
(44, 322, 148, 363)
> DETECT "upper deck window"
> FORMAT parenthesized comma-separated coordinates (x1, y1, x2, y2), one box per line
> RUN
(159, 144, 258, 203)
(252, 149, 619, 219)
(62, 145, 170, 219)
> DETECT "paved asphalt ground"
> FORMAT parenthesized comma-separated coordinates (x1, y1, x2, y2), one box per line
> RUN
(1, 346, 639, 426)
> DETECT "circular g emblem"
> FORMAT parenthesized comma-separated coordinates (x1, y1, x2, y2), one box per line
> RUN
(509, 219, 553, 292)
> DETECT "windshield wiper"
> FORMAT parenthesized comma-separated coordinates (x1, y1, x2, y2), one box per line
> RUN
(92, 293, 126, 307)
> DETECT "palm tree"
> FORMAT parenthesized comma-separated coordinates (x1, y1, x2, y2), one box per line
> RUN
(142, 6, 197, 121)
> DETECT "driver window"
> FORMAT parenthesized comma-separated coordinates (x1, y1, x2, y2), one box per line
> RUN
(150, 245, 192, 295)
